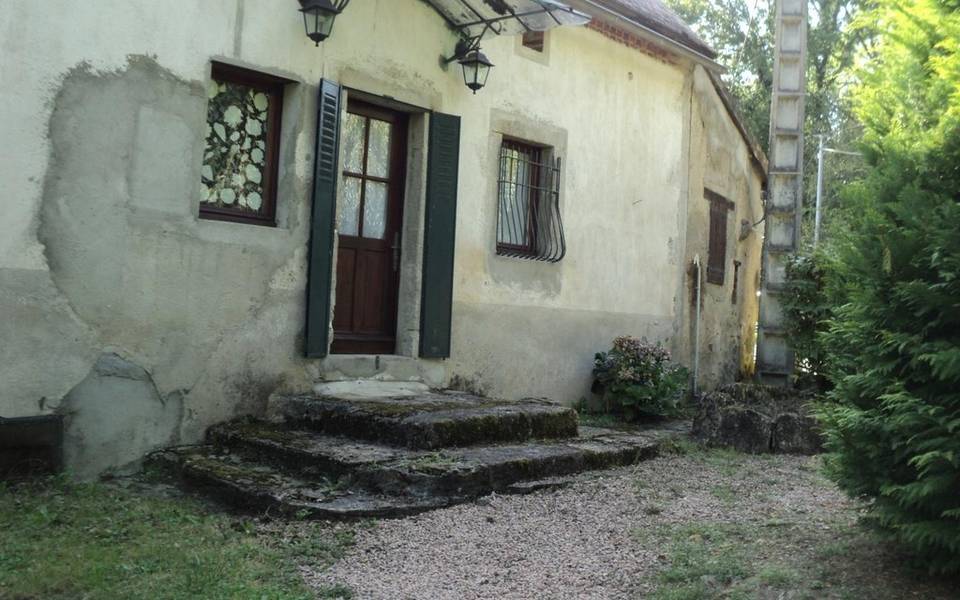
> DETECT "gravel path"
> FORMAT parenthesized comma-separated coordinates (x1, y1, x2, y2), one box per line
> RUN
(304, 452, 852, 599)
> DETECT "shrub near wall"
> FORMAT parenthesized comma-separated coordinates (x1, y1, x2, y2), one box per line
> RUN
(593, 337, 689, 420)
(816, 0, 960, 573)
(782, 251, 832, 391)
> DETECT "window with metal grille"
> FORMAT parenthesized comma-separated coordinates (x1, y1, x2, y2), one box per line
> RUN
(522, 30, 546, 52)
(496, 139, 565, 262)
(705, 189, 734, 285)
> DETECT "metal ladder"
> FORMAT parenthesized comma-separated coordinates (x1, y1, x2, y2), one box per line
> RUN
(757, 0, 808, 385)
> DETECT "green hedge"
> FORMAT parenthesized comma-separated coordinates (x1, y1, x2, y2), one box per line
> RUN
(810, 0, 960, 573)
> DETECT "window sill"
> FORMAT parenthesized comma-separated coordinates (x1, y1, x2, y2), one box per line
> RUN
(496, 248, 563, 263)
(199, 209, 277, 228)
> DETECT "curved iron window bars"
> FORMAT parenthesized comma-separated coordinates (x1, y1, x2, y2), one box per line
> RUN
(496, 139, 566, 262)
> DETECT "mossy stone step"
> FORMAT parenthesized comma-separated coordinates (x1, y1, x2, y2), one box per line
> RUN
(267, 391, 578, 450)
(159, 419, 690, 517)
(207, 419, 415, 478)
(149, 447, 456, 519)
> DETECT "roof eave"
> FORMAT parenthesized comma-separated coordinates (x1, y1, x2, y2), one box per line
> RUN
(705, 69, 769, 176)
(565, 0, 726, 73)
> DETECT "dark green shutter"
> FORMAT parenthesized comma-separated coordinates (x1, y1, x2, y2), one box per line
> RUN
(305, 79, 342, 358)
(419, 112, 462, 359)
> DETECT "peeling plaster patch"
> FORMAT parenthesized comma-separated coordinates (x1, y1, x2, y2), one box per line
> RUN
(60, 353, 183, 480)
(29, 55, 311, 476)
(38, 55, 297, 394)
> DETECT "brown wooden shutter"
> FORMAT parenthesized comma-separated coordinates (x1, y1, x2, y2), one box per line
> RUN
(705, 189, 733, 285)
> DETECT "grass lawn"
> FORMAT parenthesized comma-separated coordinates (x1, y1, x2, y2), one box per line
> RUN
(0, 477, 355, 600)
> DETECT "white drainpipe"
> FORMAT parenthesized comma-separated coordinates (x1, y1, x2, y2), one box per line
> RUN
(692, 255, 702, 394)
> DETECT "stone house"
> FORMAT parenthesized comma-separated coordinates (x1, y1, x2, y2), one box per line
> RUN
(0, 0, 766, 478)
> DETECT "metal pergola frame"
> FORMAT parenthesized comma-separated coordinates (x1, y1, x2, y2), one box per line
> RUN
(425, 0, 590, 61)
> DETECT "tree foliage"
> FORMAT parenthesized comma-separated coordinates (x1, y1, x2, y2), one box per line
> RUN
(667, 0, 868, 151)
(668, 0, 775, 150)
(781, 250, 832, 390)
(813, 0, 960, 573)
(667, 0, 871, 236)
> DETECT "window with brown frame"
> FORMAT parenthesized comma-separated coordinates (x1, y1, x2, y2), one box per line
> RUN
(199, 62, 288, 226)
(705, 189, 734, 285)
(496, 138, 565, 262)
(522, 30, 546, 52)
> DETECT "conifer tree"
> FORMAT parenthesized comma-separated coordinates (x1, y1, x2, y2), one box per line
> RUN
(817, 0, 960, 572)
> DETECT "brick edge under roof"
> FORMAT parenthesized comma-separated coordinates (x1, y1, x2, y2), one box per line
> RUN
(584, 0, 717, 59)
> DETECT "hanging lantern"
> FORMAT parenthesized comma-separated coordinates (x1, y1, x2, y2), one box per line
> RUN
(458, 48, 494, 94)
(299, 0, 350, 46)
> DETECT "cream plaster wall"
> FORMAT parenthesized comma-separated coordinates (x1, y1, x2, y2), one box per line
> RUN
(0, 0, 758, 476)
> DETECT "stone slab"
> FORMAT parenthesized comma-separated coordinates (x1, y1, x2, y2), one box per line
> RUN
(267, 392, 579, 449)
(149, 447, 454, 519)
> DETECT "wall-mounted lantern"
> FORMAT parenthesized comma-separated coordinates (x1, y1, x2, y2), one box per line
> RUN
(445, 39, 495, 94)
(459, 48, 494, 94)
(299, 0, 350, 46)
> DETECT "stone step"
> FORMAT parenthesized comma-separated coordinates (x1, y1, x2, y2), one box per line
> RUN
(267, 390, 579, 450)
(153, 420, 689, 518)
(149, 447, 455, 519)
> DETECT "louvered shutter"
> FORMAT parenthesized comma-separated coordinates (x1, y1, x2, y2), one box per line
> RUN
(706, 191, 730, 285)
(419, 112, 462, 359)
(305, 80, 342, 358)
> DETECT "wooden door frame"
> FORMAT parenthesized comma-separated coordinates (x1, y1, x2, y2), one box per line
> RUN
(331, 99, 409, 355)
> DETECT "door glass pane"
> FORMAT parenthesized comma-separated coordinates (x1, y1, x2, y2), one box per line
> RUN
(338, 176, 361, 236)
(342, 113, 366, 174)
(367, 119, 392, 178)
(362, 181, 387, 239)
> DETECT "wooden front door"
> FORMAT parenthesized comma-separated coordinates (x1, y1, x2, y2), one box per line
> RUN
(332, 101, 407, 354)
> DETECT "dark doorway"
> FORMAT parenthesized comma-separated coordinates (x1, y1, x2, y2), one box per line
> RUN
(332, 101, 408, 354)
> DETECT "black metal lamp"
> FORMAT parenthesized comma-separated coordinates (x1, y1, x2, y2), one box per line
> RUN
(458, 48, 494, 94)
(299, 0, 350, 46)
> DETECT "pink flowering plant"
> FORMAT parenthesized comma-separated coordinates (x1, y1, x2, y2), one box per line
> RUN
(593, 337, 689, 420)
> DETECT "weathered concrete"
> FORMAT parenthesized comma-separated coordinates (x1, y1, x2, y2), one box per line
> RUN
(61, 354, 183, 479)
(39, 59, 306, 397)
(0, 269, 99, 418)
(312, 380, 433, 399)
(1, 56, 318, 477)
(692, 383, 822, 454)
(311, 354, 447, 388)
(267, 392, 579, 450)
